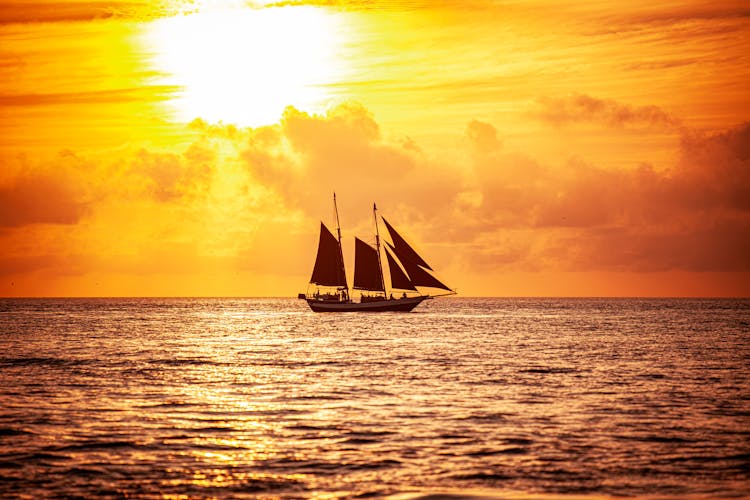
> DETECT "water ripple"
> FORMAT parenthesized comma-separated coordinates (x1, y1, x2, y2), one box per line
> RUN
(0, 297, 748, 499)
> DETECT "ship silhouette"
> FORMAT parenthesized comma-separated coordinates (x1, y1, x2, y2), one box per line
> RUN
(298, 194, 455, 312)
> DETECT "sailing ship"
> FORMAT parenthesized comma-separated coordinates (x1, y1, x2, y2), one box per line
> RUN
(298, 194, 455, 312)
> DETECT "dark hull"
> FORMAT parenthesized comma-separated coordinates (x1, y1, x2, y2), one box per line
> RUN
(305, 296, 427, 312)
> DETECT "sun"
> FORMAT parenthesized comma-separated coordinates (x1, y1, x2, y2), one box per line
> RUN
(142, 4, 345, 126)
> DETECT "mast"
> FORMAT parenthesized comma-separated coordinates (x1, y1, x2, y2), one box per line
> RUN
(373, 203, 387, 298)
(333, 193, 349, 300)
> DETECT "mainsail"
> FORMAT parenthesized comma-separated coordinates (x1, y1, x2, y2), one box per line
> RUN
(310, 222, 347, 287)
(353, 237, 384, 291)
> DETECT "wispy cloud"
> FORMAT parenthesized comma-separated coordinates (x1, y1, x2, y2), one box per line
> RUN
(0, 1, 148, 24)
(0, 87, 178, 107)
(531, 93, 681, 130)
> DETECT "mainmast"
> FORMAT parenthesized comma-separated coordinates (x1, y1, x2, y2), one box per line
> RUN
(333, 193, 349, 300)
(373, 203, 387, 298)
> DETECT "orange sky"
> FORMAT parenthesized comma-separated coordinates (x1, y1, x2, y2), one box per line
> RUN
(1, 0, 749, 297)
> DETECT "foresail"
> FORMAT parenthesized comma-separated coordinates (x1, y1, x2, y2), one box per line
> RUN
(386, 242, 452, 291)
(353, 237, 384, 291)
(381, 217, 433, 270)
(385, 247, 417, 291)
(310, 222, 347, 287)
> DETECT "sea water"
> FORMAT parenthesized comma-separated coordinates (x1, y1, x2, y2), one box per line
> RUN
(0, 298, 748, 499)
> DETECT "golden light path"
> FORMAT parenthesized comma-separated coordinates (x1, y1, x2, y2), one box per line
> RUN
(141, 4, 345, 126)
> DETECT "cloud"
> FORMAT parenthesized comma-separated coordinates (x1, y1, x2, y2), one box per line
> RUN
(555, 218, 750, 273)
(1, 101, 748, 294)
(0, 153, 89, 227)
(258, 0, 487, 11)
(463, 120, 750, 272)
(466, 119, 502, 154)
(675, 123, 750, 212)
(0, 0, 489, 26)
(0, 1, 146, 24)
(0, 121, 306, 290)
(0, 175, 84, 227)
(578, 2, 750, 38)
(531, 93, 681, 129)
(0, 253, 86, 277)
(617, 4, 750, 27)
(128, 144, 215, 202)
(0, 87, 178, 107)
(240, 103, 463, 222)
(236, 102, 750, 274)
(235, 102, 748, 274)
(0, 137, 220, 230)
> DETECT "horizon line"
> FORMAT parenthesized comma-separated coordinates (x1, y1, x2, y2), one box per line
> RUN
(1, 295, 747, 300)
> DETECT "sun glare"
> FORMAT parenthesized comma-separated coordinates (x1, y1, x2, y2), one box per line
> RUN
(142, 5, 344, 126)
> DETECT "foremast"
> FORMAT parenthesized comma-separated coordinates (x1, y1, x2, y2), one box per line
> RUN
(333, 192, 349, 301)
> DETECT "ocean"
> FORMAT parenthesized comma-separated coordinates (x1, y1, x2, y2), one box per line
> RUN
(0, 297, 748, 499)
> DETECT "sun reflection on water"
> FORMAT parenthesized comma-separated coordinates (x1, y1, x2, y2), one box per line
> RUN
(2, 298, 748, 498)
